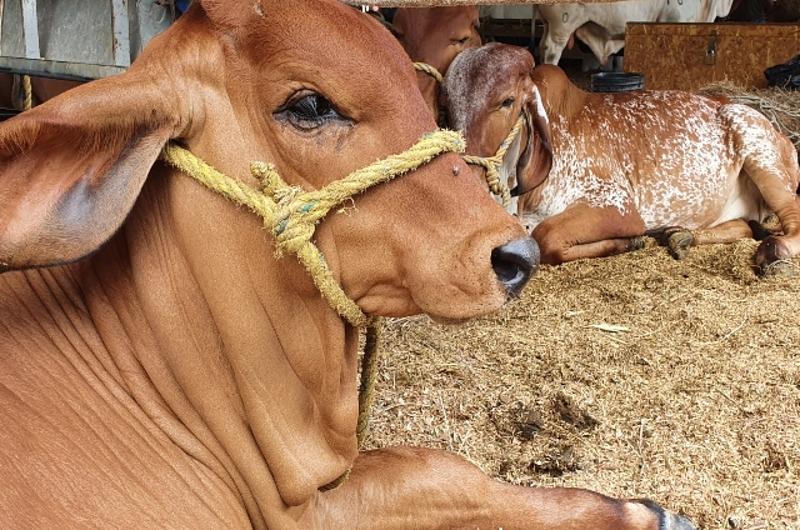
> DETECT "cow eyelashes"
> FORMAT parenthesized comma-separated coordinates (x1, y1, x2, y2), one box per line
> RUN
(293, 94, 334, 119)
(501, 97, 516, 109)
(277, 92, 349, 131)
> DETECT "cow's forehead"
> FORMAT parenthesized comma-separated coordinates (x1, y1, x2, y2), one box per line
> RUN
(397, 6, 478, 33)
(218, 2, 415, 107)
(445, 45, 531, 128)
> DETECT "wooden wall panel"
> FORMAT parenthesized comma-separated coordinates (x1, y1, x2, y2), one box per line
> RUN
(625, 23, 800, 90)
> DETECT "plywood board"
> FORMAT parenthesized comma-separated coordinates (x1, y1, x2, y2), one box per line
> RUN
(625, 23, 800, 90)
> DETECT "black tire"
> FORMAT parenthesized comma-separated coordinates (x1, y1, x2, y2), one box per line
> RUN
(590, 72, 645, 93)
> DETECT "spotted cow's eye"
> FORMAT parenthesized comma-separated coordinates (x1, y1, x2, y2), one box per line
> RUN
(278, 92, 347, 131)
(501, 97, 516, 109)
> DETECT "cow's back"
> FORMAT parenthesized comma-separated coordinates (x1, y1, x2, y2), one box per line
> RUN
(540, 90, 746, 229)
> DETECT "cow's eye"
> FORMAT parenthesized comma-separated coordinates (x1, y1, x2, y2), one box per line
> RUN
(278, 92, 347, 130)
(501, 97, 515, 109)
(452, 36, 471, 45)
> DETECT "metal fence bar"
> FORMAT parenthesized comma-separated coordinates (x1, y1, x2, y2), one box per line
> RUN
(0, 56, 126, 80)
(111, 0, 130, 67)
(0, 0, 6, 55)
(21, 0, 40, 59)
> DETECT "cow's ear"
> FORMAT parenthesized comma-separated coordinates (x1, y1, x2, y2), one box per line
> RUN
(0, 73, 178, 271)
(197, 0, 256, 29)
(517, 85, 553, 195)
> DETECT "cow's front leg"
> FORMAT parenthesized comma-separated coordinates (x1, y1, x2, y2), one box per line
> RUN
(648, 219, 756, 260)
(532, 202, 646, 265)
(306, 447, 694, 530)
(649, 218, 784, 260)
(539, 24, 573, 65)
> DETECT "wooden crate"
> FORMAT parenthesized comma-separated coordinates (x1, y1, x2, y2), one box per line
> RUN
(624, 23, 800, 90)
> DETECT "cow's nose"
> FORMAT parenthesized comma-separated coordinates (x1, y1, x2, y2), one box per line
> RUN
(491, 237, 539, 296)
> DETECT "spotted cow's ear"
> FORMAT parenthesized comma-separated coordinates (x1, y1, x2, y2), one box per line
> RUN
(517, 85, 553, 195)
(0, 72, 178, 272)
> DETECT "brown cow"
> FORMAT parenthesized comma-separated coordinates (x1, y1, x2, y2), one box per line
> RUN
(444, 43, 800, 272)
(393, 6, 481, 117)
(0, 2, 692, 529)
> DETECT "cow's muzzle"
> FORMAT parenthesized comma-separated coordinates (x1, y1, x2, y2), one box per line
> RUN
(491, 237, 539, 296)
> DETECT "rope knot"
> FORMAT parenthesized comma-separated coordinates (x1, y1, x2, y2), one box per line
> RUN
(251, 162, 323, 257)
(162, 128, 465, 329)
(463, 154, 510, 206)
(483, 160, 505, 196)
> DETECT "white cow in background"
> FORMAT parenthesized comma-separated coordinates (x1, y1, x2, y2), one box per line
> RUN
(538, 0, 734, 66)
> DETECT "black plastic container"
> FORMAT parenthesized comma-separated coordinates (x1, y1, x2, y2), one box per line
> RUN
(765, 54, 800, 90)
(590, 72, 645, 93)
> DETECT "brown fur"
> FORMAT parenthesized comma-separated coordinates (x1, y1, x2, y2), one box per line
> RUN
(0, 4, 688, 529)
(393, 7, 481, 118)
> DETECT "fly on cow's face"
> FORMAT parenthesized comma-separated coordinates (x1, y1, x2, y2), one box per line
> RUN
(275, 90, 352, 132)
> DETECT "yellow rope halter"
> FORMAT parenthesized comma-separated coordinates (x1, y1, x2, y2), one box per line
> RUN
(160, 130, 464, 328)
(462, 114, 527, 208)
(22, 75, 33, 111)
(161, 131, 464, 458)
(413, 62, 444, 84)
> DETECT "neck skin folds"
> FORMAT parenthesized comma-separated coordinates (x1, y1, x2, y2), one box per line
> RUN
(42, 162, 361, 528)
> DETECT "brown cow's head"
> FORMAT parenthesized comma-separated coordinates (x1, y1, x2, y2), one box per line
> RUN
(393, 7, 481, 118)
(443, 43, 553, 215)
(0, 1, 536, 322)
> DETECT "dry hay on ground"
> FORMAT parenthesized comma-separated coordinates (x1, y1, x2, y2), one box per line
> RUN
(698, 82, 800, 153)
(365, 240, 800, 530)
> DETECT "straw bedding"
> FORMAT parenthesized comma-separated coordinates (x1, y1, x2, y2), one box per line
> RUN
(366, 241, 800, 529)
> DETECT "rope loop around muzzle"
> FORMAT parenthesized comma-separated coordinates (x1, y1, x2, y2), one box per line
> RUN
(159, 129, 465, 329)
(462, 114, 527, 208)
(412, 62, 526, 208)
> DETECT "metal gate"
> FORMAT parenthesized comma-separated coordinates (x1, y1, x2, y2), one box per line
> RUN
(0, 0, 176, 81)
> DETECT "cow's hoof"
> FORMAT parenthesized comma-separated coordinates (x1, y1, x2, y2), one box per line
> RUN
(629, 236, 647, 252)
(667, 230, 694, 260)
(760, 259, 796, 278)
(660, 511, 697, 530)
(636, 500, 697, 530)
(756, 236, 796, 277)
(748, 218, 783, 241)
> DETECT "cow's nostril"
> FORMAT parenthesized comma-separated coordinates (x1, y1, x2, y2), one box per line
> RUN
(491, 238, 539, 296)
